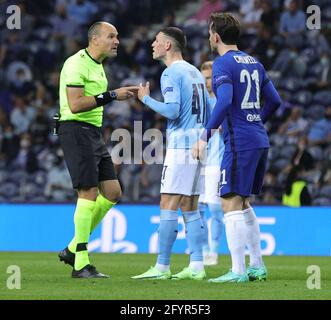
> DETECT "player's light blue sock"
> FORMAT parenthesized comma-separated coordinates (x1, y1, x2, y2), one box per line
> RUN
(157, 210, 178, 266)
(198, 202, 209, 254)
(183, 210, 204, 262)
(209, 203, 224, 254)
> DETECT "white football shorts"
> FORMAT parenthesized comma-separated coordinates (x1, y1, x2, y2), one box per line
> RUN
(160, 148, 202, 196)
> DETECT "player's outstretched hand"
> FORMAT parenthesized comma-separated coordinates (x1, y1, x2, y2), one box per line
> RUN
(138, 82, 150, 101)
(114, 86, 139, 100)
(192, 139, 207, 161)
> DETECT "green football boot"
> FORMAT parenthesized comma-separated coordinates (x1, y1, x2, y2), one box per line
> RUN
(171, 266, 206, 280)
(131, 266, 171, 280)
(208, 270, 249, 283)
(247, 265, 268, 281)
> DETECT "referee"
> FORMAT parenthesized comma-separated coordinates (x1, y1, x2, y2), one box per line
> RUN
(57, 22, 138, 278)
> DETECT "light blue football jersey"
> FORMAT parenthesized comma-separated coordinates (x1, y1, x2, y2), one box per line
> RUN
(207, 95, 225, 166)
(161, 60, 210, 149)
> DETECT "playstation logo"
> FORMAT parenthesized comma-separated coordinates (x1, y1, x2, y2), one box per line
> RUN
(88, 208, 137, 253)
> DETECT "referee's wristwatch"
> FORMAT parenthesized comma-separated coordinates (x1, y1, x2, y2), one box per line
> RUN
(110, 90, 117, 100)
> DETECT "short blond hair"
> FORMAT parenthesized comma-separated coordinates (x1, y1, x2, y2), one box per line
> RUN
(201, 60, 213, 71)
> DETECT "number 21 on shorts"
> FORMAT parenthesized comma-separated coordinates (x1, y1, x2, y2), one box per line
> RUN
(219, 169, 227, 192)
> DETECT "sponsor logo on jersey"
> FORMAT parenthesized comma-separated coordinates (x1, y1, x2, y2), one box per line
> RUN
(246, 114, 261, 122)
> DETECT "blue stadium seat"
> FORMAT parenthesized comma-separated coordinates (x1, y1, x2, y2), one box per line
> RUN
(269, 133, 288, 147)
(323, 147, 331, 160)
(313, 197, 331, 206)
(268, 146, 282, 161)
(300, 48, 319, 65)
(8, 195, 26, 202)
(321, 5, 331, 19)
(307, 63, 323, 77)
(7, 169, 26, 184)
(308, 146, 324, 161)
(21, 182, 40, 198)
(278, 144, 297, 160)
(301, 76, 318, 89)
(0, 182, 19, 198)
(26, 195, 47, 202)
(305, 170, 322, 185)
(0, 169, 8, 183)
(312, 90, 331, 106)
(280, 78, 303, 92)
(318, 185, 331, 198)
(315, 0, 331, 6)
(272, 158, 290, 171)
(290, 90, 312, 107)
(0, 159, 5, 169)
(304, 104, 325, 120)
(27, 170, 47, 186)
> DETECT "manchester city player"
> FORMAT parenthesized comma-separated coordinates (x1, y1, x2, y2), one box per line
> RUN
(192, 13, 281, 283)
(132, 27, 210, 280)
(198, 61, 224, 266)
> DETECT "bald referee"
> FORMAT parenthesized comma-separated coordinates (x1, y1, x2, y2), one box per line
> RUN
(57, 22, 138, 278)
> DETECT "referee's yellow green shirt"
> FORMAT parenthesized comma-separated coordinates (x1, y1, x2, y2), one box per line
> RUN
(59, 49, 108, 127)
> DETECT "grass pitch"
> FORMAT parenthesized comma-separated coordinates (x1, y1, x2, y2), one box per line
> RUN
(0, 252, 330, 300)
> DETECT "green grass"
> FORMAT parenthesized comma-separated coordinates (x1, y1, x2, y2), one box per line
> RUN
(0, 252, 330, 300)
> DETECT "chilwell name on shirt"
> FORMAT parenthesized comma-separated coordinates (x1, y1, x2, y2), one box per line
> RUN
(233, 55, 258, 64)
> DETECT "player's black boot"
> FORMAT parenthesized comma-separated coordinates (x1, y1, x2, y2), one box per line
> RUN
(72, 264, 110, 278)
(58, 247, 75, 267)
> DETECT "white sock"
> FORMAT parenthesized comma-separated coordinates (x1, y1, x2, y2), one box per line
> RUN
(243, 207, 263, 268)
(224, 210, 247, 275)
(156, 263, 170, 272)
(189, 261, 204, 272)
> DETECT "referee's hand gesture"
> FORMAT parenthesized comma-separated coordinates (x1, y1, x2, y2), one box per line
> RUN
(113, 86, 139, 100)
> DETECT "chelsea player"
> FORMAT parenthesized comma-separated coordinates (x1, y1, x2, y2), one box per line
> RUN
(132, 27, 211, 280)
(192, 13, 282, 283)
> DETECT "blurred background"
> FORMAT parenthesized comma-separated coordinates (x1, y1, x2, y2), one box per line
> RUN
(0, 0, 330, 207)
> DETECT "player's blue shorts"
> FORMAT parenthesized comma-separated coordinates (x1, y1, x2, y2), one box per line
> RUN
(219, 148, 269, 197)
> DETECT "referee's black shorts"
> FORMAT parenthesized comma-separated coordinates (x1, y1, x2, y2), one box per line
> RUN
(58, 121, 117, 189)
